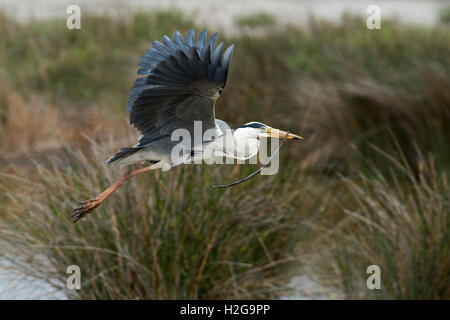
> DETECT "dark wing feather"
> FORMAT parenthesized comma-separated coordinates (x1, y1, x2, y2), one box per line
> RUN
(127, 29, 234, 146)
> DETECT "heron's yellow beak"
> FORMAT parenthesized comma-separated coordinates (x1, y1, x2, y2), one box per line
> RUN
(266, 128, 303, 140)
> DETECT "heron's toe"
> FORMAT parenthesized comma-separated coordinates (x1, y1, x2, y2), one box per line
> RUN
(72, 198, 101, 222)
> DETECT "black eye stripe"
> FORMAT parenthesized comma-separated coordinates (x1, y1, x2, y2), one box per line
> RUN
(240, 122, 266, 129)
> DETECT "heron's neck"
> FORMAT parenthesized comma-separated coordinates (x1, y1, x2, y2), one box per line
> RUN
(231, 131, 260, 160)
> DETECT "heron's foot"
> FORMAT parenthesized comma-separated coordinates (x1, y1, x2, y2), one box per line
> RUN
(72, 198, 102, 222)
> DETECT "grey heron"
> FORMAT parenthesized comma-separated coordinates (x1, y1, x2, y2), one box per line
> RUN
(73, 29, 301, 222)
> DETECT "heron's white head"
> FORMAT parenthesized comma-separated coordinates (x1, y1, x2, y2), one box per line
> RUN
(227, 122, 302, 159)
(236, 122, 303, 140)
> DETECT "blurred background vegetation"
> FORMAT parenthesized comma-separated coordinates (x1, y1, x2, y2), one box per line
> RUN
(0, 7, 449, 299)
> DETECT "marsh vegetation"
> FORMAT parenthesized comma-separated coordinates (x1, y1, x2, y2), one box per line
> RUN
(0, 10, 449, 299)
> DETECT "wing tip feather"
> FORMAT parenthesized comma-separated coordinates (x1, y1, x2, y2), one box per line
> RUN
(128, 29, 234, 116)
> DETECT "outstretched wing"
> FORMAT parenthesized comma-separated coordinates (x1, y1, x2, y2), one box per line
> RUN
(127, 29, 234, 146)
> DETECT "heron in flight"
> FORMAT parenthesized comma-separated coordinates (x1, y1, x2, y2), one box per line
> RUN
(73, 29, 301, 222)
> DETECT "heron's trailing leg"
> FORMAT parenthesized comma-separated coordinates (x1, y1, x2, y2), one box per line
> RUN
(72, 166, 152, 222)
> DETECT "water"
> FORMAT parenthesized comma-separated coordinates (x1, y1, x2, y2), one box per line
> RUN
(0, 0, 448, 31)
(0, 259, 67, 300)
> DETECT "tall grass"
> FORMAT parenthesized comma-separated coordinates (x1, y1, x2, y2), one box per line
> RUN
(0, 141, 331, 299)
(333, 151, 450, 299)
(0, 11, 194, 112)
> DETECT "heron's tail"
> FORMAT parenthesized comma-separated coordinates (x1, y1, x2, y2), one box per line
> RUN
(105, 147, 141, 166)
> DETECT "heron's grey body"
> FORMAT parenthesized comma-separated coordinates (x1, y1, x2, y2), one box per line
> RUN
(73, 29, 301, 222)
(111, 119, 261, 171)
(106, 29, 262, 171)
